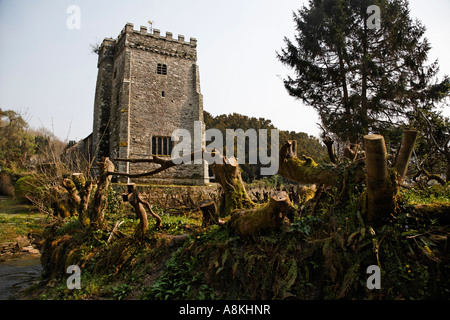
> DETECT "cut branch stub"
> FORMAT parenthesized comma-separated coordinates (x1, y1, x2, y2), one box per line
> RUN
(344, 143, 360, 161)
(62, 178, 81, 207)
(323, 136, 338, 164)
(229, 191, 293, 237)
(78, 180, 92, 226)
(393, 130, 418, 183)
(364, 134, 395, 225)
(278, 141, 340, 186)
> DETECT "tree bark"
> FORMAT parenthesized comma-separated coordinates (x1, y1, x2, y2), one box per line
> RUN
(63, 173, 93, 226)
(78, 180, 92, 225)
(446, 154, 450, 183)
(323, 136, 338, 164)
(413, 203, 450, 225)
(122, 183, 161, 236)
(278, 141, 340, 186)
(343, 143, 360, 161)
(199, 200, 224, 228)
(206, 150, 296, 236)
(62, 178, 81, 206)
(61, 178, 81, 216)
(90, 157, 115, 227)
(364, 134, 396, 225)
(393, 130, 418, 183)
(417, 169, 446, 186)
(229, 192, 293, 237)
(211, 154, 255, 216)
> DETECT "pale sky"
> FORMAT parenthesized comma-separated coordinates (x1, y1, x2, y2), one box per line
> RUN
(0, 0, 449, 142)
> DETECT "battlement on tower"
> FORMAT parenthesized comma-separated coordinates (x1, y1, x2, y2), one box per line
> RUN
(98, 22, 198, 63)
(118, 22, 198, 46)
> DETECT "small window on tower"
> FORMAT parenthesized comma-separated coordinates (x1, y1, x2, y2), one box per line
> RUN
(157, 63, 167, 75)
(151, 136, 173, 156)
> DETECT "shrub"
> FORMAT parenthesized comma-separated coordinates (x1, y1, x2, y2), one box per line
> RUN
(14, 174, 45, 203)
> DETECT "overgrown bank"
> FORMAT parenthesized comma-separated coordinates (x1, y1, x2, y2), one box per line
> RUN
(22, 183, 450, 300)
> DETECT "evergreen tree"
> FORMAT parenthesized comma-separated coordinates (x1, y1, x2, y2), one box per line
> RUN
(278, 0, 448, 143)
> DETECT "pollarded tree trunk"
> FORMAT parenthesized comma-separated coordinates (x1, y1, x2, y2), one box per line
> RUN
(207, 151, 294, 236)
(122, 183, 162, 236)
(364, 134, 396, 225)
(364, 130, 418, 225)
(70, 173, 92, 213)
(90, 157, 115, 227)
(229, 192, 293, 237)
(61, 173, 93, 226)
(211, 154, 255, 216)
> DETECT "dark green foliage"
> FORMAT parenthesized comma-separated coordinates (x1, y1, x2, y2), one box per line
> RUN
(277, 0, 448, 144)
(203, 111, 327, 182)
(410, 106, 450, 182)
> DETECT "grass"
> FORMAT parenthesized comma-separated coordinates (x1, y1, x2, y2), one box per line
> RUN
(401, 184, 450, 204)
(0, 196, 46, 243)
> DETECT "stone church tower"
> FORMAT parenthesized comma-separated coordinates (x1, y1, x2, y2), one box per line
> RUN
(91, 23, 209, 185)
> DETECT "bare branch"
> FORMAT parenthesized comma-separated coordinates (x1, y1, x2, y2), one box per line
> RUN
(108, 150, 209, 178)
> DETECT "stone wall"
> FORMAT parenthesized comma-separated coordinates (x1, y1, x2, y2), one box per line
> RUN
(92, 38, 115, 159)
(0, 236, 39, 259)
(113, 183, 220, 210)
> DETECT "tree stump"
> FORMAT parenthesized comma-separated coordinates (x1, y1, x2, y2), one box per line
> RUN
(199, 200, 224, 228)
(210, 153, 254, 216)
(364, 134, 395, 225)
(229, 192, 293, 237)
